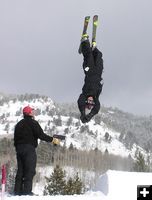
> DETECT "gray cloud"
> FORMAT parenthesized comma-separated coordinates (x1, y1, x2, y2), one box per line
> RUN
(0, 0, 152, 115)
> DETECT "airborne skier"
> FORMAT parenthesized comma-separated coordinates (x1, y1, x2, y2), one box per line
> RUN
(78, 15, 104, 123)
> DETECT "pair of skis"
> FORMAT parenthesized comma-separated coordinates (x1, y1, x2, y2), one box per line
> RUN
(78, 15, 98, 54)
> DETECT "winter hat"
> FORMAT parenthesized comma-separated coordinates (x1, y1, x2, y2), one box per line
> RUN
(23, 106, 34, 115)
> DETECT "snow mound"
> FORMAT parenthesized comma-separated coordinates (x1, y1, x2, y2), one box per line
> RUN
(94, 170, 152, 200)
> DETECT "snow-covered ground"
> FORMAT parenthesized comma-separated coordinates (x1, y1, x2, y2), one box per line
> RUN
(3, 192, 105, 200)
(2, 170, 152, 200)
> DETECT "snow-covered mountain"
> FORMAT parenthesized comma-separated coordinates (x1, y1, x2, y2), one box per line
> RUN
(0, 93, 148, 158)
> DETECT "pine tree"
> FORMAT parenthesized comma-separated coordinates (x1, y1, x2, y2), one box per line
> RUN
(66, 116, 73, 126)
(43, 166, 84, 195)
(65, 173, 84, 195)
(65, 177, 74, 195)
(72, 172, 84, 194)
(53, 115, 62, 126)
(133, 151, 150, 172)
(43, 165, 66, 195)
(94, 115, 102, 125)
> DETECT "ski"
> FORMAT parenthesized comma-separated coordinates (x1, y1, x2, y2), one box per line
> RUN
(53, 134, 66, 141)
(81, 16, 90, 36)
(78, 16, 90, 54)
(92, 15, 98, 45)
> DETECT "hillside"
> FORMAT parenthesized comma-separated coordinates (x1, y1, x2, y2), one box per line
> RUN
(0, 93, 151, 156)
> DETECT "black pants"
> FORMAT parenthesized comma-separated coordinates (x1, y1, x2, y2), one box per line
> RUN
(81, 40, 95, 71)
(14, 144, 36, 195)
(81, 40, 103, 75)
(81, 40, 103, 95)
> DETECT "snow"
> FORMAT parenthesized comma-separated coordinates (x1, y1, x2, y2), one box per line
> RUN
(3, 170, 152, 200)
(94, 170, 152, 200)
(4, 192, 105, 200)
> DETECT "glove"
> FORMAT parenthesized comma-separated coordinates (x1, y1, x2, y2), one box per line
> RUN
(80, 115, 88, 123)
(85, 113, 94, 122)
(52, 137, 60, 145)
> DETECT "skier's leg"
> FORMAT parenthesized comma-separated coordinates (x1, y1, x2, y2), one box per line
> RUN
(81, 39, 95, 72)
(92, 47, 103, 73)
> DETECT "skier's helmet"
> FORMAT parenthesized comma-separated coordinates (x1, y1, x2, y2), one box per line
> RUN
(85, 96, 95, 110)
(23, 106, 34, 115)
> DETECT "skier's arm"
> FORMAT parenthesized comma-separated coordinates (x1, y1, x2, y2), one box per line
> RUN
(78, 94, 90, 123)
(93, 47, 103, 73)
(85, 99, 100, 122)
(77, 94, 86, 117)
(90, 100, 100, 115)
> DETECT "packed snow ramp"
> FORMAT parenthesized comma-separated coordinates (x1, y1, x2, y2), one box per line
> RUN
(94, 170, 152, 199)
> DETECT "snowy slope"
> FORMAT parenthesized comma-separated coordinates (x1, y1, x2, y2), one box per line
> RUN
(0, 96, 55, 135)
(2, 170, 152, 200)
(0, 94, 145, 157)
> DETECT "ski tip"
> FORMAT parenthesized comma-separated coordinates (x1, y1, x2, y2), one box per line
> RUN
(93, 15, 98, 20)
(85, 16, 90, 20)
(93, 15, 98, 27)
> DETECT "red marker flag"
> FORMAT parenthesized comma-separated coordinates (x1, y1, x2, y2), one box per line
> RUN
(1, 165, 6, 184)
(1, 165, 6, 200)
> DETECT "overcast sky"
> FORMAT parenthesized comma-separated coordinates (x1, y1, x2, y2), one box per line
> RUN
(0, 0, 152, 116)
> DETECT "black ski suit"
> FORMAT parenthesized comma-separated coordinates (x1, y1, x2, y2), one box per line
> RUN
(78, 40, 103, 123)
(14, 115, 53, 195)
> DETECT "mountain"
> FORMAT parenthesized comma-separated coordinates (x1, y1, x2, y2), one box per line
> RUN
(0, 93, 151, 158)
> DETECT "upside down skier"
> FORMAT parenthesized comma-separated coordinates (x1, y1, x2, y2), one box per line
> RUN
(77, 16, 104, 123)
